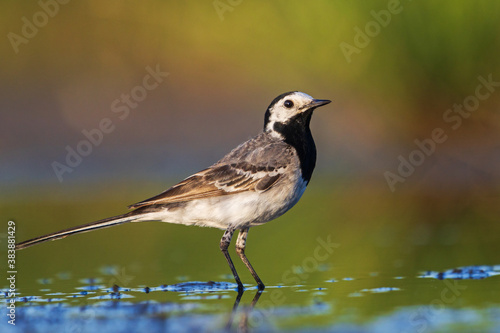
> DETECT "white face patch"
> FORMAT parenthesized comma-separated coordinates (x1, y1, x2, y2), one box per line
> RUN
(265, 92, 316, 134)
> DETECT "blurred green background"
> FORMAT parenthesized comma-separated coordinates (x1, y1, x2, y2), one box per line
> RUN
(1, 0, 500, 318)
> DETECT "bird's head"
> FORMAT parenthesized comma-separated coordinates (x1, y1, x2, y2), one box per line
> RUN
(264, 91, 331, 134)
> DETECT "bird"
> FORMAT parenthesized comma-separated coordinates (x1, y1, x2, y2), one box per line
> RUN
(15, 91, 331, 291)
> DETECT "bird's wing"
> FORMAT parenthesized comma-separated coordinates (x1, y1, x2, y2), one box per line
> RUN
(129, 133, 294, 209)
(129, 162, 286, 209)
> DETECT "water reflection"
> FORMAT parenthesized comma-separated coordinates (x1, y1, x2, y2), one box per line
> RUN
(225, 289, 262, 332)
(2, 266, 500, 333)
(420, 265, 500, 280)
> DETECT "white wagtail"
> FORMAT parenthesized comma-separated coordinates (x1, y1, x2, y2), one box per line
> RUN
(16, 91, 331, 291)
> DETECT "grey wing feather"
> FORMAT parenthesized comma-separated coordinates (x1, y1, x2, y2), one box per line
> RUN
(129, 133, 294, 209)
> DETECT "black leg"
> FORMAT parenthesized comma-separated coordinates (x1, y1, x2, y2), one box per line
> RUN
(236, 228, 265, 290)
(220, 227, 244, 292)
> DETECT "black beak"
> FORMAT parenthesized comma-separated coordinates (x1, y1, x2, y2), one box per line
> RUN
(302, 99, 331, 111)
(311, 99, 331, 108)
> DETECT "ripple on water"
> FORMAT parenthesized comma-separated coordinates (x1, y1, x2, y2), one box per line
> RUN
(420, 265, 500, 280)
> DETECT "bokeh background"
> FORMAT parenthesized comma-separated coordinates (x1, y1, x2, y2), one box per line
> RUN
(1, 1, 500, 330)
(2, 1, 499, 191)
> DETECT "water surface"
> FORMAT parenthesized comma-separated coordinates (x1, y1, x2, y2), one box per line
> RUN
(1, 180, 499, 332)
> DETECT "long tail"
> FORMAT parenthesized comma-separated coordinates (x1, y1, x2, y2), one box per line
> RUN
(15, 211, 143, 251)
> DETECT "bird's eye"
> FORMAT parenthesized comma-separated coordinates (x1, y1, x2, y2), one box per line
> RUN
(284, 100, 294, 108)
